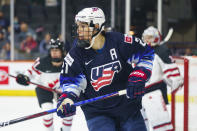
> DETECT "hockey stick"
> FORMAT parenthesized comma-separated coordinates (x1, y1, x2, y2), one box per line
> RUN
(8, 74, 62, 94)
(0, 89, 127, 128)
(160, 28, 174, 45)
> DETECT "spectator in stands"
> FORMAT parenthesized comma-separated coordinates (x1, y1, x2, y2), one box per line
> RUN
(5, 26, 10, 41)
(0, 25, 6, 35)
(184, 48, 193, 56)
(0, 30, 7, 49)
(14, 16, 21, 33)
(39, 33, 51, 55)
(16, 22, 37, 42)
(33, 0, 48, 20)
(0, 41, 10, 60)
(0, 31, 9, 60)
(45, 0, 58, 7)
(20, 33, 38, 55)
(0, 11, 9, 30)
(0, 0, 10, 7)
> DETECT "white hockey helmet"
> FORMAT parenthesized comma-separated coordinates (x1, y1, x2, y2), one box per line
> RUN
(75, 7, 106, 49)
(75, 7, 105, 30)
(142, 26, 162, 46)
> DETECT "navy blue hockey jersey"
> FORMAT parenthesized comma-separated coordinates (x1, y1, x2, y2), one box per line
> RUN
(60, 32, 154, 120)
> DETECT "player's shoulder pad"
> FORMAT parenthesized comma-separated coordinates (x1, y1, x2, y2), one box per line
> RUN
(154, 44, 173, 64)
(106, 32, 135, 46)
(33, 56, 50, 70)
(64, 45, 83, 66)
(105, 32, 123, 41)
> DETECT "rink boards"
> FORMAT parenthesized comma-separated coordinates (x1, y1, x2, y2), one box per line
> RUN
(1, 57, 197, 102)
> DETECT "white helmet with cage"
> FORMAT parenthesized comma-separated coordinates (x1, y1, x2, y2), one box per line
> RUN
(75, 7, 106, 49)
(142, 26, 162, 46)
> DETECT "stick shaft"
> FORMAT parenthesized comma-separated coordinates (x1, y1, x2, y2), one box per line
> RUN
(160, 28, 174, 45)
(74, 89, 126, 106)
(164, 28, 173, 41)
(0, 90, 126, 127)
(0, 109, 56, 128)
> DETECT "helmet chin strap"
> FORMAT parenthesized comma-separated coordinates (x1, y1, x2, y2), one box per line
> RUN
(51, 58, 63, 62)
(85, 35, 96, 49)
(85, 26, 104, 50)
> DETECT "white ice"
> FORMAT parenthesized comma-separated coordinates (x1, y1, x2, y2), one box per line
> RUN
(0, 96, 197, 131)
(0, 96, 88, 131)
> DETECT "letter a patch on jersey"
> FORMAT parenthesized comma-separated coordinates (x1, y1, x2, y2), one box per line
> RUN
(124, 34, 133, 44)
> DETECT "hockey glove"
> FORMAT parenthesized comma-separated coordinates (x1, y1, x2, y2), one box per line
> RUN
(16, 74, 30, 86)
(57, 91, 78, 118)
(127, 70, 147, 99)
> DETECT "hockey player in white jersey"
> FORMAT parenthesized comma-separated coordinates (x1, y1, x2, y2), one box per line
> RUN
(141, 26, 184, 131)
(15, 39, 73, 131)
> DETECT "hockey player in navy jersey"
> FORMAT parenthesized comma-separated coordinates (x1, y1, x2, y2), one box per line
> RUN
(16, 39, 73, 131)
(141, 26, 184, 131)
(56, 7, 154, 131)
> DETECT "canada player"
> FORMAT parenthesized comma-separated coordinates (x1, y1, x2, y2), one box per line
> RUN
(16, 39, 72, 131)
(141, 26, 184, 131)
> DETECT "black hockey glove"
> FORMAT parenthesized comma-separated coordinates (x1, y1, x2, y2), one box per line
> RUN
(16, 74, 30, 86)
(127, 70, 147, 99)
(57, 91, 78, 118)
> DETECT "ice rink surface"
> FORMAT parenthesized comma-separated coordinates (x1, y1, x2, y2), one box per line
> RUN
(0, 96, 197, 131)
(0, 96, 88, 131)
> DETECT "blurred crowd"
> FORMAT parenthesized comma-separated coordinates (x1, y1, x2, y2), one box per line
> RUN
(0, 10, 10, 60)
(0, 0, 196, 61)
(0, 0, 71, 60)
(0, 11, 70, 60)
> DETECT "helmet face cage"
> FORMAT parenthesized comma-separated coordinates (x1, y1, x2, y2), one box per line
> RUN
(142, 26, 162, 46)
(74, 7, 106, 48)
(77, 22, 94, 40)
